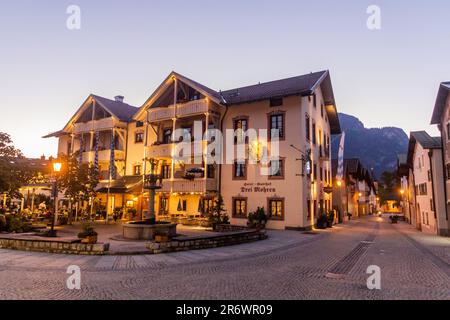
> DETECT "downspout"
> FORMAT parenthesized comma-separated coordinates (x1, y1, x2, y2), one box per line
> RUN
(428, 150, 438, 221)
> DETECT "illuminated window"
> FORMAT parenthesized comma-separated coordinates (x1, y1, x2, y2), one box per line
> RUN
(233, 198, 247, 218)
(268, 198, 284, 220)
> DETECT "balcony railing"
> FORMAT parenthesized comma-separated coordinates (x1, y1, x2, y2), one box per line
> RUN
(79, 150, 125, 163)
(148, 99, 222, 123)
(147, 144, 173, 158)
(73, 118, 117, 134)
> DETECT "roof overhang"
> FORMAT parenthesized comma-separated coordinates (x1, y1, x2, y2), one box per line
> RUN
(431, 82, 450, 125)
(313, 71, 341, 135)
(134, 71, 225, 121)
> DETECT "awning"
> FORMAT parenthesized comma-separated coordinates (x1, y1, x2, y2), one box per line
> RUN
(96, 176, 143, 194)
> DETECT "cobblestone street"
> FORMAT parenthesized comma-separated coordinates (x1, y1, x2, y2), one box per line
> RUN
(0, 217, 448, 300)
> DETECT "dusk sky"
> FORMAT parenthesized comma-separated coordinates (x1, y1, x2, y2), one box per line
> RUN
(1, 0, 450, 158)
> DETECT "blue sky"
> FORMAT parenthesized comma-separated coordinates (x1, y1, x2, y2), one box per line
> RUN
(1, 0, 449, 158)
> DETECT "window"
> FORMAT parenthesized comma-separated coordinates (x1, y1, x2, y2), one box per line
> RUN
(319, 166, 323, 182)
(417, 183, 428, 196)
(447, 123, 450, 140)
(233, 161, 247, 179)
(163, 128, 172, 144)
(312, 122, 316, 145)
(135, 132, 144, 143)
(427, 170, 432, 182)
(234, 118, 248, 144)
(269, 159, 284, 179)
(313, 94, 317, 108)
(305, 113, 311, 141)
(233, 198, 247, 218)
(133, 165, 141, 176)
(178, 127, 192, 142)
(270, 97, 283, 107)
(136, 121, 144, 128)
(313, 163, 317, 181)
(446, 164, 450, 180)
(430, 199, 434, 212)
(202, 198, 214, 214)
(269, 113, 285, 140)
(159, 196, 169, 215)
(268, 198, 284, 220)
(321, 103, 324, 118)
(161, 165, 171, 179)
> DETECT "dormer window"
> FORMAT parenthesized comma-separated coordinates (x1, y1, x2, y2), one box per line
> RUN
(270, 97, 283, 107)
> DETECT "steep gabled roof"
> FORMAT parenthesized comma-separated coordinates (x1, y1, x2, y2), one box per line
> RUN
(43, 94, 138, 138)
(91, 95, 138, 122)
(407, 131, 442, 166)
(134, 71, 225, 120)
(134, 71, 341, 134)
(221, 70, 340, 134)
(430, 82, 450, 124)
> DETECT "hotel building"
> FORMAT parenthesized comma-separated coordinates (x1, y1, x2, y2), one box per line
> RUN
(45, 70, 341, 230)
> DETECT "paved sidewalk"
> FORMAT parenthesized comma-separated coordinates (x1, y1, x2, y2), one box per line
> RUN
(0, 217, 448, 299)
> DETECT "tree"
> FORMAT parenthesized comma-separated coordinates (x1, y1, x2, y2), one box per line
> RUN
(208, 195, 229, 227)
(378, 171, 400, 205)
(57, 152, 99, 223)
(0, 132, 31, 199)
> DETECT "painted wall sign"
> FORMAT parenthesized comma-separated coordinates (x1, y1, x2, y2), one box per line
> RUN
(241, 182, 276, 193)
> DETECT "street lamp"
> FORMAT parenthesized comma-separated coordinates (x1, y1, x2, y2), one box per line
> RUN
(48, 161, 62, 237)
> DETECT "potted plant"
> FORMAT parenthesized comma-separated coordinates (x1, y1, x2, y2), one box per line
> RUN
(316, 213, 328, 229)
(327, 211, 335, 228)
(77, 223, 98, 244)
(248, 207, 268, 230)
(154, 229, 170, 243)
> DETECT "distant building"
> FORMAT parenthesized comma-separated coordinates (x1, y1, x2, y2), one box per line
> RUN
(332, 158, 377, 221)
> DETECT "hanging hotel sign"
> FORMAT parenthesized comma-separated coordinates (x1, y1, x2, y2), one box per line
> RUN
(240, 182, 276, 193)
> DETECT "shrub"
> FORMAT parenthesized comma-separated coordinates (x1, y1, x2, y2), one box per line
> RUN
(0, 214, 6, 231)
(4, 215, 32, 233)
(77, 223, 98, 239)
(248, 207, 268, 229)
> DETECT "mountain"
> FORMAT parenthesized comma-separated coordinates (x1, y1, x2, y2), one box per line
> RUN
(331, 113, 409, 179)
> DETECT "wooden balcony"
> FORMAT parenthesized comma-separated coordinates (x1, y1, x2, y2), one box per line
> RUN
(73, 118, 120, 134)
(147, 99, 222, 123)
(147, 144, 173, 159)
(159, 178, 217, 193)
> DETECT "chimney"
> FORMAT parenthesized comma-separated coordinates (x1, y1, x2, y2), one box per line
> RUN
(40, 154, 46, 161)
(115, 95, 124, 103)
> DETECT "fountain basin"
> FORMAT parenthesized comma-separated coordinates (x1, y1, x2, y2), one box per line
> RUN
(122, 221, 177, 240)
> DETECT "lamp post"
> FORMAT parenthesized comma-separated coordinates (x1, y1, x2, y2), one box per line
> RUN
(49, 161, 62, 237)
(400, 189, 405, 215)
